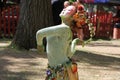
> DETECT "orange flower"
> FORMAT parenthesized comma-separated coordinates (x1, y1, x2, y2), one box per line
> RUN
(71, 63, 78, 73)
(73, 12, 86, 27)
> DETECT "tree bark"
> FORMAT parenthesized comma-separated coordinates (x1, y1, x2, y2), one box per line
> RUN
(11, 0, 53, 49)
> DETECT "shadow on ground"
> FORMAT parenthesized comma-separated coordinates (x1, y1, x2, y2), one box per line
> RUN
(0, 48, 47, 80)
(73, 50, 120, 70)
(0, 47, 120, 80)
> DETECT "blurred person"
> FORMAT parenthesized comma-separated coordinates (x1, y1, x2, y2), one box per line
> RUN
(113, 6, 120, 26)
(113, 6, 120, 39)
(36, 5, 79, 80)
(51, 0, 64, 25)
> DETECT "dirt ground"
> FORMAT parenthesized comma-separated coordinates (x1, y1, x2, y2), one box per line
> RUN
(0, 39, 120, 80)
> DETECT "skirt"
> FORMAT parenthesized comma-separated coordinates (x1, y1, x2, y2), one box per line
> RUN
(45, 59, 79, 80)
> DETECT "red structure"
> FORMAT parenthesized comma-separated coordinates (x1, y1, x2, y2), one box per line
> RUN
(95, 12, 113, 38)
(0, 5, 19, 37)
(0, 0, 117, 39)
(83, 11, 113, 39)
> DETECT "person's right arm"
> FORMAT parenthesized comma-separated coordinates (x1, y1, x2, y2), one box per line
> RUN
(36, 25, 70, 52)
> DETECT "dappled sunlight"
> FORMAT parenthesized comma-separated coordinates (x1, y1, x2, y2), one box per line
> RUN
(76, 40, 120, 58)
(0, 39, 120, 80)
(0, 47, 47, 80)
(0, 70, 46, 80)
(0, 39, 11, 49)
(74, 50, 120, 80)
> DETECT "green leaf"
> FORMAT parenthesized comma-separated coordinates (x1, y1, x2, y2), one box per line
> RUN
(69, 0, 76, 3)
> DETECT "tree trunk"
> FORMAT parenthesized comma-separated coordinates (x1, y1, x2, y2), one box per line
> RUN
(11, 0, 53, 50)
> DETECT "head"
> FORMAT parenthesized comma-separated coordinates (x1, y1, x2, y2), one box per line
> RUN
(64, 1, 70, 8)
(59, 5, 76, 19)
(59, 5, 76, 25)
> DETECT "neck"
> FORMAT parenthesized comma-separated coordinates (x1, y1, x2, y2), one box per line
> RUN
(61, 17, 73, 26)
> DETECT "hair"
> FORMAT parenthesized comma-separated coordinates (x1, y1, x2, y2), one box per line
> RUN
(64, 1, 73, 7)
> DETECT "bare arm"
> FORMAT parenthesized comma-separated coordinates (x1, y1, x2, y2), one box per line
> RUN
(36, 25, 70, 46)
(68, 38, 80, 58)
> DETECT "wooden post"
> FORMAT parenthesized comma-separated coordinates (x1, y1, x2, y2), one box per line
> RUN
(8, 6, 11, 36)
(3, 8, 7, 36)
(11, 6, 15, 35)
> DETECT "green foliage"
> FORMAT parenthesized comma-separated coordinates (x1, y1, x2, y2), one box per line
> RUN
(69, 0, 76, 3)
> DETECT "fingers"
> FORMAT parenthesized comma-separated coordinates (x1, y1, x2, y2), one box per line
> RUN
(37, 45, 44, 53)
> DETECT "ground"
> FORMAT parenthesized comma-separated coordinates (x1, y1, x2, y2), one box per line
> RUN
(0, 39, 120, 80)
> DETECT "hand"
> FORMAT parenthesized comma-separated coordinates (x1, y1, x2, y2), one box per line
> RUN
(75, 38, 84, 46)
(37, 45, 44, 53)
